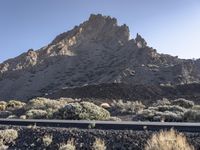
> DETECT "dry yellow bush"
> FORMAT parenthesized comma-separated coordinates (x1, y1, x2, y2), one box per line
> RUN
(6, 100, 26, 109)
(0, 129, 18, 149)
(92, 138, 106, 150)
(26, 97, 72, 110)
(25, 109, 48, 119)
(59, 138, 76, 150)
(0, 139, 8, 150)
(42, 134, 53, 147)
(0, 101, 7, 111)
(145, 129, 194, 150)
(111, 100, 145, 114)
(0, 129, 18, 144)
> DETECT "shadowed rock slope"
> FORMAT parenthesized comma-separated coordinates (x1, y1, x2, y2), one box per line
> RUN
(1, 14, 200, 100)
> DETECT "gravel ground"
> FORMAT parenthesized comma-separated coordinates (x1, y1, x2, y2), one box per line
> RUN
(1, 125, 200, 150)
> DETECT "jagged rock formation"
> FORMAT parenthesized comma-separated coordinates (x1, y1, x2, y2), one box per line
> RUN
(1, 14, 200, 100)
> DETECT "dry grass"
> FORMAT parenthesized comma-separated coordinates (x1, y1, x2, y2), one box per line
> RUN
(59, 138, 76, 150)
(145, 129, 194, 150)
(26, 97, 72, 110)
(0, 129, 18, 149)
(111, 100, 145, 114)
(0, 101, 7, 111)
(92, 138, 106, 150)
(42, 134, 53, 147)
(0, 129, 18, 144)
(6, 100, 26, 109)
(0, 139, 8, 150)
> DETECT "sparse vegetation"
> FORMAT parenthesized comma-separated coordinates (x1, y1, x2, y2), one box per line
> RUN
(1, 97, 200, 122)
(135, 105, 185, 122)
(184, 109, 200, 122)
(42, 134, 53, 147)
(134, 98, 200, 122)
(6, 100, 26, 109)
(59, 139, 76, 150)
(92, 138, 106, 150)
(145, 129, 194, 150)
(25, 97, 72, 110)
(58, 138, 106, 150)
(1, 12, 200, 150)
(0, 127, 198, 149)
(0, 97, 111, 120)
(0, 129, 18, 149)
(56, 101, 110, 120)
(26, 109, 48, 119)
(0, 101, 7, 111)
(171, 98, 194, 109)
(0, 139, 8, 150)
(110, 100, 145, 115)
(152, 98, 171, 107)
(0, 97, 75, 119)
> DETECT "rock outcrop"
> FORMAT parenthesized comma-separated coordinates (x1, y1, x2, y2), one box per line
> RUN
(135, 33, 147, 48)
(0, 14, 200, 100)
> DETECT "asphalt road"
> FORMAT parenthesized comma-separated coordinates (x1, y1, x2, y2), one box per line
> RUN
(0, 119, 200, 132)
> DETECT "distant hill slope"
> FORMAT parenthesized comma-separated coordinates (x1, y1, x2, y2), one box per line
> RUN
(1, 14, 200, 100)
(46, 83, 200, 104)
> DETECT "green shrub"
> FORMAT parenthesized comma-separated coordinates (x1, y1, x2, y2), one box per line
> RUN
(152, 98, 171, 107)
(184, 109, 200, 122)
(111, 100, 145, 115)
(157, 105, 186, 113)
(171, 98, 194, 109)
(192, 105, 200, 110)
(24, 97, 75, 119)
(26, 97, 70, 110)
(6, 100, 26, 109)
(135, 109, 156, 121)
(7, 115, 18, 119)
(135, 105, 185, 122)
(56, 102, 110, 120)
(154, 111, 183, 122)
(25, 109, 48, 119)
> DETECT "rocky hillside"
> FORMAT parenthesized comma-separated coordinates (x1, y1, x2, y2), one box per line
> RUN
(1, 14, 200, 100)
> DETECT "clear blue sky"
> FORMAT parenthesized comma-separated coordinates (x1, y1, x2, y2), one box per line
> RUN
(0, 0, 200, 63)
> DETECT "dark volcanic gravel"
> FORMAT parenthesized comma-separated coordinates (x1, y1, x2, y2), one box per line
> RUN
(0, 125, 200, 150)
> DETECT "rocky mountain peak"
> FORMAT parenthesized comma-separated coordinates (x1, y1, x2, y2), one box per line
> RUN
(1, 14, 200, 100)
(86, 14, 130, 40)
(51, 14, 130, 49)
(0, 14, 132, 74)
(135, 33, 147, 48)
(87, 14, 118, 28)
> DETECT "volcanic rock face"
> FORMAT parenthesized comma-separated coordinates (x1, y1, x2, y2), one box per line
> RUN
(135, 33, 147, 48)
(0, 14, 200, 100)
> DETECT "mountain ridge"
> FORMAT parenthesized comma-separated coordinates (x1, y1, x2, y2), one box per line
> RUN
(0, 14, 200, 100)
